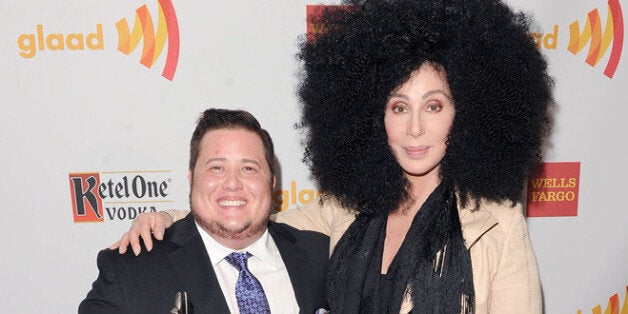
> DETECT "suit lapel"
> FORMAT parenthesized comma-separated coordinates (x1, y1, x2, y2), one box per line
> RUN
(168, 215, 230, 313)
(268, 221, 315, 313)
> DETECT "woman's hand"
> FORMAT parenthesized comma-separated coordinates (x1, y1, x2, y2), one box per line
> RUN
(109, 211, 174, 255)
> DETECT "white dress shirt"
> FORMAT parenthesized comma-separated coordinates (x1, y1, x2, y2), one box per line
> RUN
(195, 223, 300, 313)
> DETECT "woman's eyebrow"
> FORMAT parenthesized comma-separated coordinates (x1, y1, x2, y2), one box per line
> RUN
(423, 89, 453, 100)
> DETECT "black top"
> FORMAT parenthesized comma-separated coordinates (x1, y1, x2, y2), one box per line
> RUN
(369, 226, 398, 313)
(362, 184, 445, 313)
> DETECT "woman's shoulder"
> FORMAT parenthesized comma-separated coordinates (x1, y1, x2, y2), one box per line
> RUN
(477, 199, 524, 223)
(458, 198, 527, 247)
(273, 195, 357, 231)
(459, 198, 524, 225)
(459, 199, 541, 312)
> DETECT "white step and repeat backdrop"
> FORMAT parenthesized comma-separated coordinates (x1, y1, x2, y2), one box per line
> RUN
(1, 0, 626, 313)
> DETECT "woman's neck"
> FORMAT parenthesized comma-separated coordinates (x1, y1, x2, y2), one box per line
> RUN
(382, 173, 441, 274)
(398, 172, 441, 214)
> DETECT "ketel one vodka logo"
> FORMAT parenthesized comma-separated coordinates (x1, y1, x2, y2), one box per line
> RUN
(69, 170, 172, 222)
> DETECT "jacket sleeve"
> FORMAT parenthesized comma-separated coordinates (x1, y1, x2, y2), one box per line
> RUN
(273, 196, 356, 252)
(78, 250, 127, 314)
(489, 208, 542, 313)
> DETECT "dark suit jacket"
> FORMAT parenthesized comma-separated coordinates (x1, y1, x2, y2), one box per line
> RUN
(79, 214, 329, 314)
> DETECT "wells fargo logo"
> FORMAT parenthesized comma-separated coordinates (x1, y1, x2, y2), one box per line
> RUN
(272, 181, 322, 211)
(577, 286, 628, 314)
(69, 170, 173, 223)
(533, 0, 624, 78)
(16, 0, 179, 80)
(526, 162, 580, 217)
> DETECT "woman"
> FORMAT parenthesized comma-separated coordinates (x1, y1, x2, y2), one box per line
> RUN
(113, 0, 553, 312)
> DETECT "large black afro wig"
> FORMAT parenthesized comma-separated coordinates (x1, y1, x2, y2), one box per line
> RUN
(297, 0, 554, 215)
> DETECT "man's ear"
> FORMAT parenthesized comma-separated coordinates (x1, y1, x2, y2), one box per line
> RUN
(187, 170, 192, 185)
(272, 175, 276, 189)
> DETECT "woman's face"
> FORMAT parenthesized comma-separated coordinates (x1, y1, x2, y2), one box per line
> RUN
(384, 64, 455, 180)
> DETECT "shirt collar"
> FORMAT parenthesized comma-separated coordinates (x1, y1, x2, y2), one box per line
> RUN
(195, 222, 280, 269)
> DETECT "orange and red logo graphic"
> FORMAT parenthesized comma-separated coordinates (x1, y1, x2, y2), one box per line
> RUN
(533, 0, 624, 79)
(526, 162, 581, 217)
(568, 0, 624, 78)
(116, 0, 180, 80)
(577, 285, 628, 313)
(69, 170, 173, 223)
(16, 0, 180, 80)
(70, 173, 105, 223)
(306, 5, 351, 41)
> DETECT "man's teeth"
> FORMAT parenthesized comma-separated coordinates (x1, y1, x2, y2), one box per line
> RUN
(219, 200, 246, 206)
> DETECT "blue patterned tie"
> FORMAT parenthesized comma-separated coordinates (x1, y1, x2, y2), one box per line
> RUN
(225, 252, 271, 314)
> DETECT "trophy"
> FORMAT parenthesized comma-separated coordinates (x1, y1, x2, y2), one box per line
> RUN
(170, 291, 190, 314)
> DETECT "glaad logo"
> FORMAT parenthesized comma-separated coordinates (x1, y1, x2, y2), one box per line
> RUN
(116, 0, 180, 80)
(16, 0, 180, 80)
(17, 25, 104, 58)
(69, 170, 173, 223)
(533, 0, 624, 78)
(272, 181, 322, 211)
(568, 0, 624, 78)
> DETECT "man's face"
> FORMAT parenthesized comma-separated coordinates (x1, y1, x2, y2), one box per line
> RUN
(189, 128, 274, 249)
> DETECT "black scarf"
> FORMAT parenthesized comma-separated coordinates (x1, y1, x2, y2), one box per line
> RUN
(325, 184, 475, 313)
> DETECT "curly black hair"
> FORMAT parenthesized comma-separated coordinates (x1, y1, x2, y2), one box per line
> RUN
(297, 0, 554, 215)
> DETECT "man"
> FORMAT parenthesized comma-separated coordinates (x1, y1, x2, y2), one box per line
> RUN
(79, 108, 329, 314)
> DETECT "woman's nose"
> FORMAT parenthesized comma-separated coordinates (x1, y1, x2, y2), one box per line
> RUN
(406, 112, 425, 138)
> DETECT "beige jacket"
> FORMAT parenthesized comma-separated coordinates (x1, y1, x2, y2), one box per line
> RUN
(273, 197, 542, 314)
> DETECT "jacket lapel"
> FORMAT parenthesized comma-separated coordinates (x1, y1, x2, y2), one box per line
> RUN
(459, 204, 499, 249)
(268, 221, 315, 313)
(168, 214, 230, 313)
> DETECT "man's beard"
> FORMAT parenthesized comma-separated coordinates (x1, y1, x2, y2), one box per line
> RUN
(193, 212, 269, 241)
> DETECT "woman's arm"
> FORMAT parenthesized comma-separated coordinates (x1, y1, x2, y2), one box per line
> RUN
(488, 207, 542, 313)
(274, 197, 355, 252)
(110, 196, 356, 255)
(109, 210, 186, 255)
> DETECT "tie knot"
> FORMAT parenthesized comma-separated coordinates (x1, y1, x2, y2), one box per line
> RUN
(225, 252, 252, 271)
